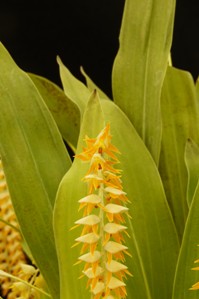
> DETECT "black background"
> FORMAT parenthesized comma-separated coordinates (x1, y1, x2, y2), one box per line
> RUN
(0, 0, 198, 98)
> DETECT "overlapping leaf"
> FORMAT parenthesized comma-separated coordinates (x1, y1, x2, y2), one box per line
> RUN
(57, 57, 90, 114)
(159, 66, 199, 240)
(54, 93, 179, 299)
(29, 73, 80, 151)
(185, 139, 199, 206)
(172, 181, 199, 299)
(0, 43, 71, 299)
(101, 99, 179, 299)
(53, 91, 105, 299)
(80, 67, 110, 100)
(112, 0, 176, 163)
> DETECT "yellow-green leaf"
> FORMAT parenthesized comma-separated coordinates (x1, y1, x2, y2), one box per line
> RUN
(172, 181, 199, 299)
(185, 139, 199, 206)
(57, 56, 91, 114)
(101, 99, 179, 299)
(80, 66, 110, 101)
(54, 92, 179, 299)
(112, 0, 176, 163)
(0, 43, 71, 299)
(53, 91, 105, 299)
(159, 66, 199, 240)
(29, 73, 80, 151)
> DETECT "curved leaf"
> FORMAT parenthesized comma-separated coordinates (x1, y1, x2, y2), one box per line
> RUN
(80, 66, 111, 101)
(57, 57, 91, 114)
(185, 139, 199, 206)
(172, 181, 199, 299)
(0, 43, 71, 299)
(112, 0, 176, 163)
(54, 93, 179, 299)
(29, 73, 80, 151)
(101, 99, 179, 299)
(53, 91, 105, 299)
(159, 67, 199, 240)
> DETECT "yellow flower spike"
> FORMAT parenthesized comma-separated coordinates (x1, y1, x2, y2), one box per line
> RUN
(74, 124, 131, 298)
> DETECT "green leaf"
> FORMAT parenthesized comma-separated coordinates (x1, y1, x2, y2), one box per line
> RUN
(53, 91, 105, 299)
(29, 73, 80, 151)
(159, 66, 199, 240)
(185, 139, 199, 206)
(54, 92, 152, 299)
(57, 57, 91, 114)
(112, 0, 176, 163)
(80, 66, 111, 100)
(172, 181, 199, 299)
(101, 99, 179, 299)
(0, 43, 71, 299)
(54, 92, 179, 299)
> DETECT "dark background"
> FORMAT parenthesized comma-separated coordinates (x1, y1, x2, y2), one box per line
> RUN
(0, 0, 198, 98)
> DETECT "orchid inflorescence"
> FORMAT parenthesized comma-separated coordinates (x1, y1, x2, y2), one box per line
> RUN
(0, 160, 47, 299)
(72, 124, 132, 299)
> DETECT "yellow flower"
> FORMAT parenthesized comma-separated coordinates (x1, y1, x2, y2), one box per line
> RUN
(0, 160, 27, 298)
(74, 124, 131, 299)
(190, 245, 199, 291)
(0, 159, 44, 299)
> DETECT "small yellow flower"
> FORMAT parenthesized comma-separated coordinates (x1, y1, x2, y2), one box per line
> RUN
(0, 160, 44, 299)
(190, 245, 199, 291)
(0, 160, 27, 298)
(74, 124, 131, 299)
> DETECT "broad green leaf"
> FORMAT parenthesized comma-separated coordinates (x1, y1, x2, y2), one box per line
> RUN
(0, 43, 71, 299)
(159, 66, 199, 240)
(29, 73, 80, 151)
(54, 92, 153, 299)
(185, 139, 199, 206)
(54, 92, 179, 299)
(112, 0, 176, 163)
(101, 99, 179, 299)
(57, 56, 91, 113)
(172, 181, 199, 299)
(80, 66, 111, 100)
(53, 91, 105, 299)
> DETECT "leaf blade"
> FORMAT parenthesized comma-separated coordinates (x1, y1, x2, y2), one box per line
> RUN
(185, 139, 199, 206)
(29, 73, 80, 151)
(101, 99, 179, 299)
(112, 0, 176, 163)
(172, 181, 199, 299)
(0, 43, 71, 299)
(53, 91, 105, 299)
(159, 66, 199, 239)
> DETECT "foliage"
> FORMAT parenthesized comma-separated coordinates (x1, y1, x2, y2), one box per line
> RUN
(0, 0, 199, 298)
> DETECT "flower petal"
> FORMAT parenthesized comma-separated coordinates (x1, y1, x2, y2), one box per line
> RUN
(92, 282, 105, 295)
(79, 251, 101, 263)
(75, 215, 101, 226)
(105, 187, 126, 196)
(106, 260, 128, 273)
(103, 223, 127, 234)
(79, 194, 101, 204)
(104, 204, 128, 214)
(108, 276, 126, 289)
(83, 266, 104, 278)
(76, 233, 100, 244)
(104, 241, 128, 254)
